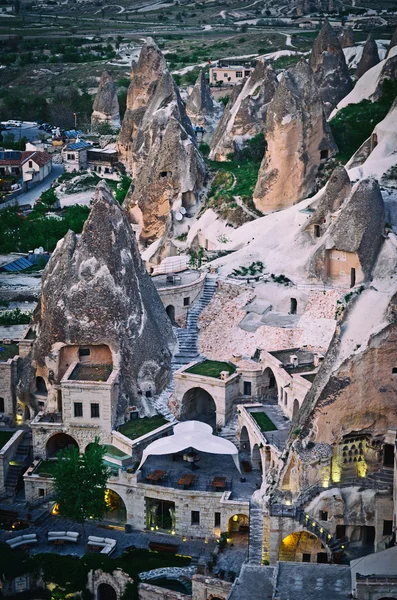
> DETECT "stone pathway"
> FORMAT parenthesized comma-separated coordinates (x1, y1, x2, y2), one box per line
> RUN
(152, 275, 217, 421)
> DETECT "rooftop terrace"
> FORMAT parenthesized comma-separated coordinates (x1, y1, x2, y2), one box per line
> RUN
(151, 269, 202, 289)
(185, 360, 236, 379)
(69, 363, 113, 382)
(139, 451, 259, 500)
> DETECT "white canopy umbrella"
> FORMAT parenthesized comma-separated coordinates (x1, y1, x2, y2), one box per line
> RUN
(138, 421, 241, 473)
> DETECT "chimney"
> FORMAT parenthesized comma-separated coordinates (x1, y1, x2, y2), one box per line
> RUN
(290, 355, 298, 367)
(220, 371, 230, 381)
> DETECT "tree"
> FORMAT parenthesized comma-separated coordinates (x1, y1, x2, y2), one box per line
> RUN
(53, 438, 110, 548)
(115, 35, 123, 54)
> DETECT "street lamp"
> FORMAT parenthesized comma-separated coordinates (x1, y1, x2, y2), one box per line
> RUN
(73, 112, 77, 129)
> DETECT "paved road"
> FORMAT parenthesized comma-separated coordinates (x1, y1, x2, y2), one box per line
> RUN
(3, 123, 42, 142)
(0, 164, 64, 209)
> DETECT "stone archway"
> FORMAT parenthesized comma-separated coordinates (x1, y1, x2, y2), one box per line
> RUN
(262, 367, 278, 399)
(104, 488, 127, 525)
(180, 387, 217, 428)
(239, 426, 251, 453)
(279, 531, 328, 563)
(166, 305, 176, 325)
(46, 433, 79, 458)
(252, 444, 262, 471)
(292, 398, 300, 420)
(228, 513, 249, 540)
(36, 376, 47, 395)
(97, 583, 117, 600)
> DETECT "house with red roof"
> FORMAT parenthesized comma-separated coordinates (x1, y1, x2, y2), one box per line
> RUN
(0, 150, 52, 190)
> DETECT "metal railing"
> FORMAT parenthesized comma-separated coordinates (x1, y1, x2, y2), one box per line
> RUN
(138, 468, 234, 493)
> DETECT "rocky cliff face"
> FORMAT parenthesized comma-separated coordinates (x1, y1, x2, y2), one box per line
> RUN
(91, 71, 120, 130)
(387, 26, 397, 57)
(309, 20, 352, 115)
(209, 60, 278, 161)
(117, 39, 168, 171)
(118, 39, 206, 252)
(27, 181, 175, 422)
(356, 33, 380, 79)
(253, 59, 337, 214)
(338, 25, 354, 48)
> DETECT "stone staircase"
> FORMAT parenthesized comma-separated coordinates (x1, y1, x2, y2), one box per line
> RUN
(5, 430, 32, 498)
(248, 498, 264, 564)
(173, 277, 217, 364)
(367, 467, 394, 490)
(218, 413, 239, 446)
(152, 276, 217, 421)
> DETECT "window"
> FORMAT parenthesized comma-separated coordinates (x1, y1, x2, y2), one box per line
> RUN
(28, 160, 33, 168)
(74, 402, 83, 417)
(383, 520, 393, 536)
(244, 70, 251, 77)
(320, 150, 329, 160)
(0, 397, 4, 412)
(314, 224, 321, 238)
(302, 553, 311, 563)
(79, 348, 90, 357)
(320, 510, 328, 521)
(236, 71, 243, 78)
(91, 403, 100, 418)
(284, 389, 288, 405)
(191, 511, 200, 525)
(145, 390, 152, 398)
(392, 368, 397, 374)
(183, 297, 190, 307)
(67, 153, 75, 160)
(39, 488, 45, 497)
(104, 168, 110, 174)
(243, 381, 252, 396)
(223, 72, 228, 78)
(214, 512, 221, 527)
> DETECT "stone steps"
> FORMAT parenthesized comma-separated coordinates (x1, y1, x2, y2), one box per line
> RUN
(218, 413, 239, 446)
(152, 277, 217, 419)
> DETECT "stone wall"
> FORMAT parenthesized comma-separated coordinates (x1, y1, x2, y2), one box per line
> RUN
(0, 356, 19, 419)
(139, 583, 190, 600)
(157, 274, 205, 327)
(107, 473, 249, 539)
(356, 577, 397, 600)
(191, 574, 232, 600)
(0, 430, 24, 495)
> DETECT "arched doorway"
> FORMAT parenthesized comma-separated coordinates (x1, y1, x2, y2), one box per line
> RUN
(36, 376, 47, 395)
(166, 305, 176, 325)
(23, 405, 31, 421)
(263, 367, 278, 399)
(46, 433, 79, 458)
(252, 444, 262, 471)
(180, 387, 216, 428)
(228, 514, 249, 540)
(97, 583, 117, 600)
(292, 399, 300, 419)
(279, 531, 328, 563)
(104, 489, 127, 525)
(239, 426, 251, 453)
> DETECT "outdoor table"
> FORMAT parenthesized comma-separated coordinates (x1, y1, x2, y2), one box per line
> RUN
(211, 476, 227, 490)
(177, 474, 196, 489)
(53, 539, 65, 546)
(146, 470, 166, 483)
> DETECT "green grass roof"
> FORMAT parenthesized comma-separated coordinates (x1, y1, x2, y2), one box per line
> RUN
(186, 360, 236, 379)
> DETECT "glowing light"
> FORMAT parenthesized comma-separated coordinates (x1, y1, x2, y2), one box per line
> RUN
(319, 528, 323, 533)
(204, 538, 208, 544)
(312, 522, 316, 527)
(356, 460, 367, 478)
(332, 462, 341, 483)
(341, 545, 345, 549)
(171, 530, 175, 535)
(305, 515, 309, 520)
(232, 515, 239, 522)
(328, 534, 332, 539)
(182, 536, 187, 542)
(51, 503, 59, 515)
(227, 538, 231, 543)
(150, 527, 155, 531)
(285, 500, 291, 506)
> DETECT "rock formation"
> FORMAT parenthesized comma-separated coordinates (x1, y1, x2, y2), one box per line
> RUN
(117, 39, 168, 171)
(355, 33, 380, 79)
(209, 60, 278, 162)
(307, 178, 385, 283)
(253, 59, 337, 214)
(91, 71, 120, 130)
(386, 26, 397, 57)
(309, 20, 352, 115)
(117, 39, 206, 253)
(338, 25, 354, 48)
(24, 181, 175, 421)
(304, 166, 352, 238)
(186, 70, 217, 119)
(186, 70, 223, 143)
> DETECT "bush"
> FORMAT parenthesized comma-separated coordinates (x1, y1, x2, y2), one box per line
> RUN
(0, 308, 32, 326)
(329, 79, 397, 163)
(199, 142, 210, 157)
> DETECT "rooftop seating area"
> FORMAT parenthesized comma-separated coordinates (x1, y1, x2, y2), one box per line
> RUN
(138, 451, 260, 499)
(6, 533, 38, 549)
